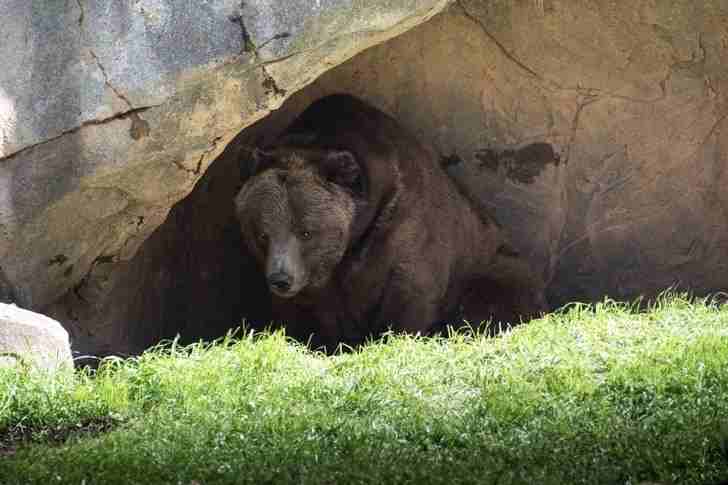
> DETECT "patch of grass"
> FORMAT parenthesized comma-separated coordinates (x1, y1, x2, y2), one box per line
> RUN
(1, 294, 728, 484)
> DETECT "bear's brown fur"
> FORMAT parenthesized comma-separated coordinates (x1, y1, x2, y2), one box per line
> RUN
(235, 94, 547, 349)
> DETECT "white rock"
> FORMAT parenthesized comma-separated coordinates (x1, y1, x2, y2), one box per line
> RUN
(0, 303, 73, 371)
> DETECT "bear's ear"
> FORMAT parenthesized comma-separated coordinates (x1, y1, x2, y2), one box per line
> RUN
(320, 150, 362, 191)
(248, 148, 276, 175)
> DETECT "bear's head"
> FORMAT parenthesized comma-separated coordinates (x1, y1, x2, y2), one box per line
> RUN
(235, 145, 364, 299)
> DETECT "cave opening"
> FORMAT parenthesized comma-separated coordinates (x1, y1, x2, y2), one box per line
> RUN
(100, 67, 558, 356)
(109, 8, 565, 355)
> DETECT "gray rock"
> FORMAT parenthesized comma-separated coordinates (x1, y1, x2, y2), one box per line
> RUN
(0, 303, 73, 371)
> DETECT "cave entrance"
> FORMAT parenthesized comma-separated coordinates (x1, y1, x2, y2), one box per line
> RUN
(108, 6, 564, 355)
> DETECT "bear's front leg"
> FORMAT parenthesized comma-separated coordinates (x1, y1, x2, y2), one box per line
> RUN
(269, 298, 329, 349)
(373, 268, 445, 336)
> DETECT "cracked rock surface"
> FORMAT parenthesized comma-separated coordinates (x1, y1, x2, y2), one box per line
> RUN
(2, 0, 727, 356)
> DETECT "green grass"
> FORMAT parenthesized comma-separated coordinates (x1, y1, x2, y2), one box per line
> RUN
(1, 295, 728, 485)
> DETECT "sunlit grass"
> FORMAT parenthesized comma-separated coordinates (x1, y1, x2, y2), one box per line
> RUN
(1, 294, 727, 484)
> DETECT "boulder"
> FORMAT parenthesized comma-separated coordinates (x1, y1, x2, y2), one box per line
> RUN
(0, 303, 73, 371)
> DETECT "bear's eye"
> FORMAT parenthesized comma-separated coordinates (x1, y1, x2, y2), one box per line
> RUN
(258, 232, 269, 245)
(301, 230, 312, 241)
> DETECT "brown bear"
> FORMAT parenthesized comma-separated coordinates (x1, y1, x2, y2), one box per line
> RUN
(234, 94, 547, 349)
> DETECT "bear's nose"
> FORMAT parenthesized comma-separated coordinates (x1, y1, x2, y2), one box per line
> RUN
(268, 272, 292, 292)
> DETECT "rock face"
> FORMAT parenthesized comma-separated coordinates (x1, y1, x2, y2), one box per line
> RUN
(0, 303, 73, 371)
(2, 0, 727, 356)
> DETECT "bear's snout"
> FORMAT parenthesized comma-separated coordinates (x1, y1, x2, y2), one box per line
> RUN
(265, 237, 307, 298)
(268, 272, 293, 294)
